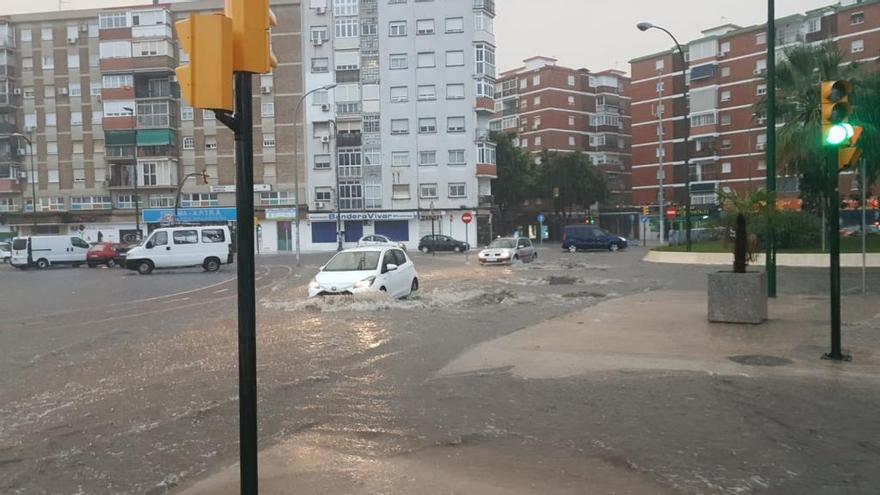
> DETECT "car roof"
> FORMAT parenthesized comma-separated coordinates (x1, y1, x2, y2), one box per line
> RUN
(338, 246, 392, 253)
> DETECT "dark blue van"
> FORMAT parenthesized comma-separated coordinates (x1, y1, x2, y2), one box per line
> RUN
(562, 225, 628, 253)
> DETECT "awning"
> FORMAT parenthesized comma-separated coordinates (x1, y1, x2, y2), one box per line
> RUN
(105, 131, 136, 146)
(137, 129, 173, 146)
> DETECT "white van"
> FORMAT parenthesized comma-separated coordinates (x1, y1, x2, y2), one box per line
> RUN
(124, 225, 234, 275)
(10, 236, 90, 269)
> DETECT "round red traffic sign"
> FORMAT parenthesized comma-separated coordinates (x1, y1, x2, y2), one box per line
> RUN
(461, 212, 473, 224)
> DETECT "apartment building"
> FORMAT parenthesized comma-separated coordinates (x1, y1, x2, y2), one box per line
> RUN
(628, 0, 880, 216)
(0, 0, 303, 250)
(491, 57, 632, 206)
(300, 0, 496, 250)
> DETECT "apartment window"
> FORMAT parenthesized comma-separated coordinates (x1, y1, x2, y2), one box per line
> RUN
(22, 58, 33, 71)
(807, 17, 821, 33)
(419, 118, 437, 134)
(44, 143, 59, 157)
(334, 0, 359, 16)
(568, 136, 576, 146)
(67, 53, 80, 70)
(417, 52, 435, 68)
(133, 40, 170, 57)
(447, 83, 465, 100)
(390, 86, 408, 102)
(183, 137, 194, 150)
(416, 19, 435, 35)
(533, 96, 541, 106)
(392, 184, 410, 200)
(99, 41, 131, 59)
(758, 159, 767, 170)
(43, 86, 55, 99)
(338, 181, 363, 210)
(419, 183, 438, 199)
(448, 183, 466, 198)
(719, 41, 731, 55)
(364, 183, 381, 209)
(20, 28, 32, 43)
(721, 66, 731, 78)
(181, 107, 194, 121)
(310, 26, 328, 44)
(533, 116, 541, 129)
(263, 134, 276, 148)
(519, 79, 527, 90)
(363, 115, 380, 133)
(721, 139, 732, 150)
(447, 116, 465, 133)
(567, 75, 576, 87)
(852, 40, 864, 54)
(722, 162, 732, 174)
(41, 27, 53, 41)
(71, 196, 112, 211)
(37, 197, 65, 212)
(338, 148, 362, 179)
(756, 32, 766, 45)
(45, 113, 57, 127)
(137, 101, 170, 127)
(99, 12, 129, 29)
(314, 154, 331, 170)
(24, 89, 34, 99)
(721, 114, 732, 126)
(757, 84, 767, 96)
(419, 150, 437, 166)
(102, 74, 133, 88)
(756, 134, 767, 150)
(721, 90, 731, 102)
(521, 138, 528, 147)
(261, 103, 275, 117)
(446, 50, 464, 67)
(755, 59, 767, 73)
(568, 116, 576, 126)
(851, 12, 865, 25)
(92, 111, 103, 124)
(68, 83, 82, 97)
(311, 57, 329, 73)
(390, 53, 408, 69)
(534, 136, 542, 146)
(335, 17, 359, 38)
(71, 112, 83, 126)
(24, 113, 37, 129)
(417, 85, 436, 100)
(655, 60, 664, 71)
(362, 21, 377, 35)
(205, 139, 217, 150)
(445, 17, 464, 33)
(474, 12, 493, 33)
(389, 21, 407, 37)
(391, 119, 409, 135)
(312, 90, 329, 105)
(41, 55, 54, 70)
(335, 50, 359, 70)
(448, 149, 465, 165)
(475, 43, 495, 77)
(182, 193, 218, 208)
(260, 75, 273, 94)
(315, 187, 332, 202)
(392, 151, 409, 167)
(691, 112, 716, 127)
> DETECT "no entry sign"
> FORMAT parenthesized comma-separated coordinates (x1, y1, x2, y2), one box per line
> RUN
(461, 212, 473, 224)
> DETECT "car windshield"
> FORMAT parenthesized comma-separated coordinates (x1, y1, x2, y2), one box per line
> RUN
(12, 239, 27, 250)
(488, 239, 516, 249)
(88, 243, 107, 252)
(323, 251, 381, 272)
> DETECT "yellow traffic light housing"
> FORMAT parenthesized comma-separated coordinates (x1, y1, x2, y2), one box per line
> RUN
(838, 125, 863, 170)
(821, 80, 853, 146)
(175, 14, 234, 111)
(225, 0, 278, 74)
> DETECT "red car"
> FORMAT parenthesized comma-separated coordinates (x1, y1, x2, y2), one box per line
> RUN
(87, 242, 123, 268)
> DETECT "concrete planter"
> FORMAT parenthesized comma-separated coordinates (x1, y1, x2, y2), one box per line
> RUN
(707, 271, 767, 324)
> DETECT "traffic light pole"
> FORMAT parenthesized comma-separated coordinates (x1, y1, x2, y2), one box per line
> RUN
(217, 72, 259, 493)
(766, 0, 778, 298)
(823, 147, 848, 362)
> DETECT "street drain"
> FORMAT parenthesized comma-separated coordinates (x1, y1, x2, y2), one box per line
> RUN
(728, 355, 793, 367)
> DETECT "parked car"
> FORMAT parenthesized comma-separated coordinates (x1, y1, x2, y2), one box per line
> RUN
(9, 235, 90, 269)
(477, 237, 536, 265)
(357, 234, 407, 251)
(418, 234, 469, 253)
(562, 225, 628, 253)
(840, 224, 880, 236)
(87, 242, 124, 268)
(0, 241, 10, 263)
(124, 225, 234, 275)
(308, 246, 419, 299)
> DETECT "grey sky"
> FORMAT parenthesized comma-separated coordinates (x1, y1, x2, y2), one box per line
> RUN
(7, 0, 835, 73)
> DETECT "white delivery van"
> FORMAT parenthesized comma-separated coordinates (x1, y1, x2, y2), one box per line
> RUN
(9, 236, 90, 269)
(124, 225, 234, 275)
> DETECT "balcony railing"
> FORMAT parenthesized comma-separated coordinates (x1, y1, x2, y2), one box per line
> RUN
(473, 0, 495, 15)
(336, 132, 362, 147)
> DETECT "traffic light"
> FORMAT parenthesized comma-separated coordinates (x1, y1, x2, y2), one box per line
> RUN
(642, 206, 650, 217)
(821, 80, 853, 146)
(175, 14, 234, 111)
(838, 124, 863, 170)
(225, 0, 278, 74)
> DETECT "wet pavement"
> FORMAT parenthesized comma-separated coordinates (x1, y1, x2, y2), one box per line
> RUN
(1, 247, 879, 494)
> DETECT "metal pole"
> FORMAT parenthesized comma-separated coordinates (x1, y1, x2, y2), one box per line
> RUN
(134, 164, 141, 239)
(292, 95, 303, 266)
(28, 138, 36, 229)
(862, 158, 867, 296)
(656, 68, 666, 245)
(766, 0, 778, 298)
(824, 147, 846, 361)
(675, 42, 692, 252)
(330, 120, 342, 252)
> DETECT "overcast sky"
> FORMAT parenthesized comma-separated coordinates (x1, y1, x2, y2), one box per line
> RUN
(7, 0, 834, 73)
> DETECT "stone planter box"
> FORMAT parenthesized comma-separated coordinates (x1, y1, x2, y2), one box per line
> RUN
(708, 271, 767, 324)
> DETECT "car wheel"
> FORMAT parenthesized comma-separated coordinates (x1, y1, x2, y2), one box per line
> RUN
(453, 246, 461, 253)
(568, 245, 577, 253)
(203, 257, 221, 272)
(609, 243, 620, 252)
(532, 252, 538, 262)
(137, 260, 154, 275)
(106, 259, 116, 268)
(411, 278, 419, 292)
(421, 246, 430, 254)
(36, 258, 49, 269)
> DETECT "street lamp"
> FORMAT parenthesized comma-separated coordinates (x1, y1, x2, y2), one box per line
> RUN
(174, 170, 210, 223)
(637, 21, 692, 252)
(8, 132, 37, 228)
(122, 106, 141, 240)
(293, 83, 337, 265)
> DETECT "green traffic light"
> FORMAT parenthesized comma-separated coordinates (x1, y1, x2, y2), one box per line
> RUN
(826, 124, 849, 145)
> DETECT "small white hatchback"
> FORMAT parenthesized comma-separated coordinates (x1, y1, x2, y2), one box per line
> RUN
(309, 246, 419, 299)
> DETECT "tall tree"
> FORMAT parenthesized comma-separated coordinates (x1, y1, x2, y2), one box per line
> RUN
(538, 151, 607, 220)
(491, 132, 536, 219)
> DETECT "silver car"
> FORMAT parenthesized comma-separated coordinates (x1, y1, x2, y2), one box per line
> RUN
(0, 241, 10, 264)
(357, 234, 407, 251)
(478, 237, 537, 265)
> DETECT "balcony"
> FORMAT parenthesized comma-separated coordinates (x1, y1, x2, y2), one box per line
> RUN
(475, 128, 492, 142)
(0, 178, 25, 193)
(473, 0, 495, 15)
(336, 102, 362, 117)
(479, 195, 495, 208)
(475, 97, 495, 114)
(336, 132, 362, 148)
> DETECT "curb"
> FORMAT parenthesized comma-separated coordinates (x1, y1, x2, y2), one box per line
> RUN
(643, 250, 880, 268)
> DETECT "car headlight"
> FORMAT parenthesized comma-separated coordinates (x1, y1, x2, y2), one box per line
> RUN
(309, 279, 320, 289)
(619, 237, 627, 242)
(354, 276, 376, 289)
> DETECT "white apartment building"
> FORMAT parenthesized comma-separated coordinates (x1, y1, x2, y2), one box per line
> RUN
(299, 0, 497, 251)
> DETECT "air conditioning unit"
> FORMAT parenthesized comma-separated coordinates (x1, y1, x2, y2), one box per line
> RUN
(315, 201, 326, 209)
(79, 24, 89, 33)
(24, 125, 36, 132)
(19, 171, 28, 179)
(312, 38, 325, 46)
(756, 143, 766, 151)
(68, 37, 77, 44)
(12, 88, 21, 95)
(17, 148, 27, 156)
(320, 136, 330, 143)
(316, 6, 327, 14)
(754, 69, 766, 75)
(261, 86, 271, 94)
(320, 103, 330, 112)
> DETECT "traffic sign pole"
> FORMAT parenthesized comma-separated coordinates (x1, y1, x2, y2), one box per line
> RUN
(461, 212, 472, 262)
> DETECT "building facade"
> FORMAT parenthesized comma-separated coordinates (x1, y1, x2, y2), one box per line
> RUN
(628, 0, 880, 216)
(0, 0, 303, 250)
(491, 56, 632, 207)
(300, 0, 496, 250)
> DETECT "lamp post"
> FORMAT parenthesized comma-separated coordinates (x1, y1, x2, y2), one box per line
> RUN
(293, 83, 337, 265)
(174, 170, 210, 223)
(122, 107, 141, 240)
(9, 132, 36, 228)
(638, 22, 692, 252)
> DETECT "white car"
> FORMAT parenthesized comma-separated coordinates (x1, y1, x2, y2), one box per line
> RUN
(357, 234, 407, 251)
(124, 225, 233, 274)
(0, 241, 10, 263)
(478, 237, 537, 265)
(309, 246, 419, 299)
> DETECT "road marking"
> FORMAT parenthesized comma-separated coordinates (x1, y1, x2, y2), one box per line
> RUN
(214, 288, 230, 294)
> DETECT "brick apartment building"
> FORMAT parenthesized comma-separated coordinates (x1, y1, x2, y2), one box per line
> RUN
(491, 57, 632, 207)
(0, 0, 303, 249)
(628, 0, 880, 217)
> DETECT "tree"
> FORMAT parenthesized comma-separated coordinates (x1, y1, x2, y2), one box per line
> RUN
(538, 151, 607, 221)
(491, 132, 536, 219)
(851, 71, 880, 196)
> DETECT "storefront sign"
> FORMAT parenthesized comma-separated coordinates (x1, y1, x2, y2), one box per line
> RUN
(142, 208, 237, 223)
(308, 211, 418, 221)
(209, 184, 272, 193)
(265, 208, 298, 220)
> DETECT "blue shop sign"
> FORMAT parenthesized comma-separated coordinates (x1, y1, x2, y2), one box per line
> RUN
(142, 208, 238, 223)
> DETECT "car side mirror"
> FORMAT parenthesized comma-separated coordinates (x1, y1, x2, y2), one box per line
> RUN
(384, 263, 398, 273)
(145, 241, 154, 249)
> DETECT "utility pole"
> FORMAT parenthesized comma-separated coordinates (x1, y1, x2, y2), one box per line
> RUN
(766, 0, 778, 298)
(656, 69, 666, 245)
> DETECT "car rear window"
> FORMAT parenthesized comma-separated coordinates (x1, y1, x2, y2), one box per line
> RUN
(201, 229, 226, 243)
(88, 244, 106, 252)
(12, 239, 27, 250)
(173, 230, 199, 245)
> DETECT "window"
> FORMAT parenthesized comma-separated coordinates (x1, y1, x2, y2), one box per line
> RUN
(181, 106, 194, 121)
(519, 79, 527, 90)
(417, 52, 435, 68)
(521, 138, 528, 147)
(721, 139, 732, 150)
(261, 103, 275, 117)
(445, 17, 464, 33)
(45, 113, 57, 127)
(67, 83, 81, 97)
(446, 50, 464, 67)
(334, 0, 358, 16)
(476, 79, 494, 98)
(182, 193, 218, 207)
(448, 149, 465, 166)
(852, 40, 864, 54)
(721, 114, 732, 126)
(311, 57, 329, 73)
(478, 143, 496, 165)
(475, 43, 495, 77)
(417, 85, 436, 100)
(263, 134, 275, 148)
(24, 89, 34, 99)
(314, 154, 331, 170)
(568, 136, 576, 146)
(807, 17, 821, 33)
(533, 96, 541, 106)
(722, 162, 732, 174)
(417, 19, 435, 35)
(133, 40, 170, 57)
(390, 86, 408, 102)
(419, 150, 437, 166)
(474, 12, 493, 33)
(721, 90, 731, 102)
(756, 32, 766, 45)
(690, 112, 716, 127)
(183, 137, 194, 150)
(173, 230, 199, 245)
(419, 183, 438, 198)
(335, 50, 359, 70)
(42, 27, 53, 41)
(851, 12, 865, 25)
(315, 187, 332, 202)
(419, 118, 436, 133)
(390, 53, 408, 69)
(99, 12, 129, 29)
(389, 21, 407, 37)
(447, 83, 465, 99)
(392, 184, 411, 200)
(721, 66, 731, 78)
(448, 183, 466, 198)
(22, 58, 33, 71)
(92, 111, 103, 124)
(205, 139, 217, 150)
(447, 116, 465, 133)
(392, 151, 409, 167)
(362, 21, 377, 35)
(310, 25, 328, 44)
(338, 148, 362, 179)
(755, 59, 767, 73)
(201, 229, 225, 244)
(21, 28, 32, 43)
(43, 86, 55, 99)
(67, 53, 81, 70)
(71, 112, 83, 126)
(720, 41, 731, 55)
(70, 196, 112, 211)
(41, 55, 54, 70)
(391, 119, 409, 135)
(335, 17, 358, 38)
(757, 84, 767, 96)
(24, 113, 37, 129)
(99, 41, 131, 59)
(46, 142, 58, 155)
(533, 116, 541, 129)
(116, 194, 142, 209)
(338, 180, 363, 209)
(655, 60, 664, 71)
